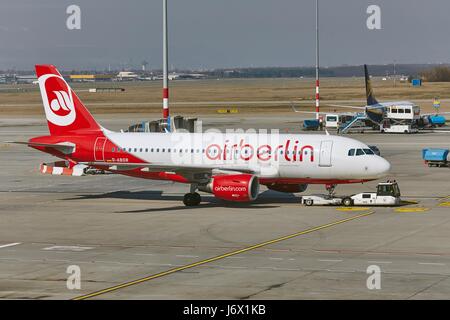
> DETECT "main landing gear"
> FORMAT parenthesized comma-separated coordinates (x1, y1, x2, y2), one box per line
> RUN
(183, 184, 202, 206)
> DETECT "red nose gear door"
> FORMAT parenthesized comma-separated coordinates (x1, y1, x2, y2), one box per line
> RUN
(94, 137, 107, 161)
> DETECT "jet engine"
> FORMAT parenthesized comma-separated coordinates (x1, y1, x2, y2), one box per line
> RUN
(198, 174, 260, 202)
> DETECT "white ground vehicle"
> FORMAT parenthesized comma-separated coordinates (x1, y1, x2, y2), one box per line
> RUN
(302, 182, 401, 207)
(380, 124, 418, 134)
(325, 114, 339, 128)
(325, 114, 354, 129)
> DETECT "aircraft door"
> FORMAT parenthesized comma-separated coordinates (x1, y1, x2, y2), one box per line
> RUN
(319, 141, 333, 167)
(94, 137, 107, 161)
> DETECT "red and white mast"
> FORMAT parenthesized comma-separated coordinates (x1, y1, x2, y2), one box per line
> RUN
(315, 0, 320, 121)
(162, 0, 170, 128)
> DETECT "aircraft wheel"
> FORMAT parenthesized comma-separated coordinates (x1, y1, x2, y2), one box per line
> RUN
(183, 192, 201, 206)
(342, 197, 353, 207)
(304, 199, 314, 206)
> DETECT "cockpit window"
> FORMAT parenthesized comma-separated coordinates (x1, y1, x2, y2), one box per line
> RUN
(355, 149, 365, 156)
(363, 148, 375, 155)
(348, 149, 355, 156)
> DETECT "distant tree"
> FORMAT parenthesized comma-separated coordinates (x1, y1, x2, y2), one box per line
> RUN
(420, 66, 450, 82)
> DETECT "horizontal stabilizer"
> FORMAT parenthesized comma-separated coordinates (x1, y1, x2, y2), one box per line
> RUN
(6, 141, 75, 154)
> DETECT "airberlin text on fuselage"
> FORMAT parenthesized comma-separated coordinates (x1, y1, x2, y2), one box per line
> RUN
(205, 139, 314, 163)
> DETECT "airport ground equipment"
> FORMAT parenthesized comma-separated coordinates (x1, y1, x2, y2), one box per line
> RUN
(428, 115, 446, 127)
(125, 116, 198, 133)
(339, 113, 373, 133)
(302, 119, 320, 131)
(422, 148, 449, 167)
(380, 124, 419, 133)
(39, 161, 107, 176)
(302, 181, 401, 206)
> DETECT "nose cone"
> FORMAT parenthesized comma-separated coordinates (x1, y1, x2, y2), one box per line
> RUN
(373, 157, 391, 178)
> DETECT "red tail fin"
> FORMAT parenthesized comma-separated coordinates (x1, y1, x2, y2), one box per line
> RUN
(35, 65, 102, 136)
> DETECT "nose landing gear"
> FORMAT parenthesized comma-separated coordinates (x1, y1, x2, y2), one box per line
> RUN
(183, 184, 202, 206)
(325, 184, 337, 196)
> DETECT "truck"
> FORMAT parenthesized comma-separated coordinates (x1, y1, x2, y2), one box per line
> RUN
(422, 148, 449, 167)
(302, 181, 402, 207)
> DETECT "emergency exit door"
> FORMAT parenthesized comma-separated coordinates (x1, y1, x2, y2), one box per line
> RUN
(94, 137, 107, 161)
(319, 141, 333, 167)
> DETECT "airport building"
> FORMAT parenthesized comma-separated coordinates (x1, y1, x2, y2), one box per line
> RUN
(69, 74, 115, 82)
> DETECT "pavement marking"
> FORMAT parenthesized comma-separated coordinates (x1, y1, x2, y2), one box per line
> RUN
(73, 211, 374, 300)
(0, 242, 21, 249)
(43, 245, 93, 252)
(336, 207, 370, 212)
(368, 261, 392, 264)
(318, 259, 343, 263)
(394, 207, 430, 213)
(418, 262, 446, 266)
(269, 257, 283, 261)
(175, 255, 200, 258)
(439, 202, 450, 207)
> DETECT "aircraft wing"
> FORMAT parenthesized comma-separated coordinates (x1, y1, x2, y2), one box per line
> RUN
(82, 161, 257, 175)
(325, 104, 366, 110)
(291, 106, 356, 116)
(6, 141, 75, 154)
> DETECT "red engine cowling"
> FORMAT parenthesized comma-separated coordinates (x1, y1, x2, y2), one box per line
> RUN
(199, 174, 260, 202)
(266, 183, 308, 193)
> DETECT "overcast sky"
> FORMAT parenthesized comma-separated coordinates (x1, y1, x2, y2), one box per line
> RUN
(0, 0, 449, 70)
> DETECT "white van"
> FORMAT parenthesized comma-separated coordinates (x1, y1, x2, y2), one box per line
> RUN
(325, 114, 339, 128)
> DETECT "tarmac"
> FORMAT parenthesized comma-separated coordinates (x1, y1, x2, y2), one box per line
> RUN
(0, 114, 450, 299)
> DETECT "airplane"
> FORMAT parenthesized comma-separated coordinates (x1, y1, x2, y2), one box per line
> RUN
(293, 64, 450, 131)
(8, 65, 391, 206)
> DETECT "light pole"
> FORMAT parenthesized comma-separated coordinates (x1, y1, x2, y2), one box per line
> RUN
(162, 0, 170, 130)
(315, 0, 320, 121)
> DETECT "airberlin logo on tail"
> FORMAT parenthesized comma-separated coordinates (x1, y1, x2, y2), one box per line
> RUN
(38, 74, 76, 126)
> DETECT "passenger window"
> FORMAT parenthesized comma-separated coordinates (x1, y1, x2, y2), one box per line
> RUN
(139, 148, 142, 152)
(392, 109, 398, 113)
(134, 148, 137, 152)
(398, 109, 405, 113)
(348, 149, 355, 156)
(156, 148, 159, 152)
(356, 149, 365, 156)
(362, 194, 371, 199)
(112, 148, 115, 152)
(145, 148, 148, 152)
(168, 148, 171, 153)
(151, 148, 154, 152)
(162, 148, 165, 152)
(405, 109, 411, 113)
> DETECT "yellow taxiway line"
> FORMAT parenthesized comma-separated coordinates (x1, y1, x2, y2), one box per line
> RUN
(73, 211, 374, 300)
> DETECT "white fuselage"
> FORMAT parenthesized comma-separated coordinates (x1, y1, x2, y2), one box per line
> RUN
(104, 131, 391, 182)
